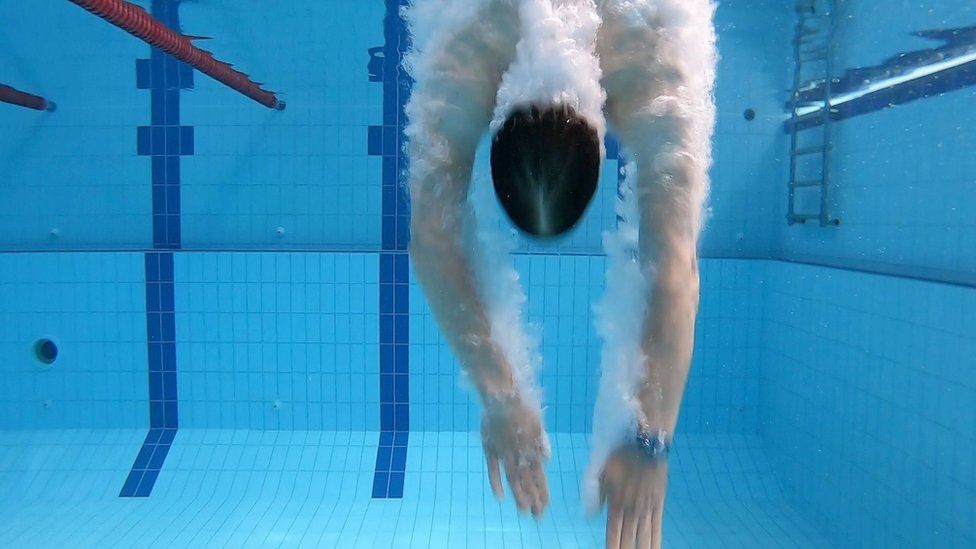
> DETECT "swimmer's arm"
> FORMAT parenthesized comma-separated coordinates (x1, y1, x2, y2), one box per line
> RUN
(409, 179, 518, 401)
(409, 159, 550, 517)
(635, 184, 700, 435)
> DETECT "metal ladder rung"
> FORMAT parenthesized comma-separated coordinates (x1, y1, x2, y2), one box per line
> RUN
(793, 146, 827, 156)
(791, 179, 824, 188)
(789, 213, 820, 222)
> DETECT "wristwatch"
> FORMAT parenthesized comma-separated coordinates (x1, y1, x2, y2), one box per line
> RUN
(635, 426, 671, 460)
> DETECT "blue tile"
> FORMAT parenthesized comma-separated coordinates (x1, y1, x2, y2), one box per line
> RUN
(379, 431, 394, 447)
(380, 403, 394, 429)
(179, 62, 194, 88)
(391, 445, 407, 471)
(148, 342, 163, 371)
(382, 157, 397, 187)
(136, 58, 152, 89)
(380, 373, 394, 402)
(151, 126, 166, 155)
(180, 126, 194, 155)
(393, 315, 408, 345)
(388, 472, 404, 498)
(165, 186, 180, 214)
(394, 345, 408, 373)
(393, 431, 409, 447)
(165, 126, 180, 156)
(147, 444, 169, 470)
(368, 125, 383, 156)
(371, 472, 390, 498)
(382, 186, 397, 215)
(157, 251, 172, 278)
(380, 255, 394, 283)
(380, 315, 394, 344)
(145, 283, 161, 313)
(394, 403, 409, 431)
(382, 126, 398, 156)
(162, 371, 178, 400)
(380, 344, 394, 373)
(161, 313, 176, 342)
(131, 444, 155, 471)
(375, 445, 392, 472)
(393, 374, 408, 403)
(394, 284, 408, 312)
(159, 428, 177, 445)
(148, 372, 163, 400)
(163, 401, 178, 428)
(382, 220, 395, 248)
(145, 428, 164, 444)
(383, 88, 398, 125)
(135, 469, 160, 497)
(380, 284, 394, 311)
(149, 402, 165, 428)
(394, 254, 409, 283)
(137, 126, 152, 156)
(147, 312, 163, 342)
(119, 470, 145, 497)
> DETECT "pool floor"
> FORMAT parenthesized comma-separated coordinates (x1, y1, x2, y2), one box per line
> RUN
(0, 431, 829, 548)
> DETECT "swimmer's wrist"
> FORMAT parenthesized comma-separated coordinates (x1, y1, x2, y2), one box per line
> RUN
(635, 425, 672, 460)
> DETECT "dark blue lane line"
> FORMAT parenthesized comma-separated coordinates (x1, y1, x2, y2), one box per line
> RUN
(369, 0, 411, 500)
(121, 0, 192, 498)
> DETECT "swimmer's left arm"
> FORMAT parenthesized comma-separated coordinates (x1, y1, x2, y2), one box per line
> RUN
(634, 184, 701, 436)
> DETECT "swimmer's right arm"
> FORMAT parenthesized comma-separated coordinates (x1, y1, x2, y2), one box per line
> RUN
(404, 0, 549, 518)
(409, 157, 551, 519)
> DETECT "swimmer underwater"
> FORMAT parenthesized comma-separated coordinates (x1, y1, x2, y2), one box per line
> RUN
(404, 0, 716, 547)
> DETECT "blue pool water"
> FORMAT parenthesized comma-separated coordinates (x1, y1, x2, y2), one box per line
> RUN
(1, 0, 973, 547)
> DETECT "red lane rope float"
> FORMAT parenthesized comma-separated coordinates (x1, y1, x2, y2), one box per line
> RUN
(68, 0, 284, 110)
(0, 84, 55, 111)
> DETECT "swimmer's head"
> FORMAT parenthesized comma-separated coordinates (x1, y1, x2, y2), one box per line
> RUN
(490, 104, 601, 237)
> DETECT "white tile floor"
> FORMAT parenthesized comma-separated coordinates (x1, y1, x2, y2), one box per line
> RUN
(0, 430, 830, 548)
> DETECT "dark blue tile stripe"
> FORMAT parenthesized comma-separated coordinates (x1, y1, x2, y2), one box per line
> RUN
(122, 0, 191, 498)
(369, 0, 411, 499)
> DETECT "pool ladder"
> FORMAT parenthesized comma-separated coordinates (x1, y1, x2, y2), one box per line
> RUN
(787, 0, 840, 226)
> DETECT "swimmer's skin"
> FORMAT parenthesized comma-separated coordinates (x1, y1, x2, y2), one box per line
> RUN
(406, 0, 551, 519)
(406, 0, 713, 546)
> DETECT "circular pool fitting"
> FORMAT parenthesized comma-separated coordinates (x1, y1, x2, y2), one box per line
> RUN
(34, 338, 58, 365)
(744, 108, 757, 121)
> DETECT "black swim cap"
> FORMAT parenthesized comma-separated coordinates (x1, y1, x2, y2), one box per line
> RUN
(490, 104, 601, 237)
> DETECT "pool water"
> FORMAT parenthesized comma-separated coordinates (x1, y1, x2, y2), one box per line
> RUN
(1, 1, 973, 547)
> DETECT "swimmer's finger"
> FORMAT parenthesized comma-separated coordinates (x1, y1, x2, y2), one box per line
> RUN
(636, 502, 654, 549)
(486, 451, 504, 500)
(651, 491, 665, 549)
(532, 459, 549, 516)
(504, 458, 530, 512)
(526, 460, 546, 518)
(620, 481, 641, 548)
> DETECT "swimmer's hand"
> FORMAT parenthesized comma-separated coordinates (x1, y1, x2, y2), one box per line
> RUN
(600, 446, 668, 549)
(481, 394, 551, 518)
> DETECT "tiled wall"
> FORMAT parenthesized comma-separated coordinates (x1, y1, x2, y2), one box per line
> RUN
(0, 0, 149, 250)
(408, 257, 764, 435)
(0, 253, 147, 429)
(777, 0, 976, 275)
(759, 261, 976, 548)
(173, 252, 381, 430)
(178, 0, 386, 249)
